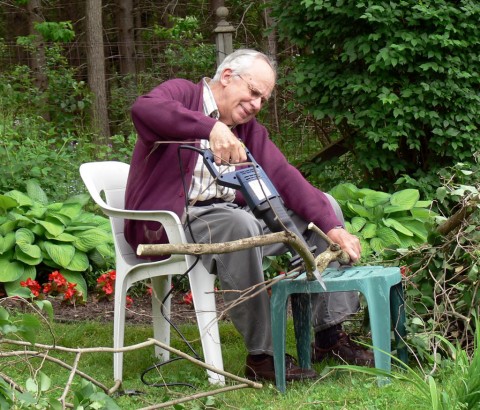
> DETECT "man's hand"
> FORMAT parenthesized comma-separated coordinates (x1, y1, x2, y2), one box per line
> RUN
(209, 122, 247, 165)
(326, 227, 361, 263)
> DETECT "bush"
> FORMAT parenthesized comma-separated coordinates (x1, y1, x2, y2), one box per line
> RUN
(272, 1, 480, 188)
(0, 180, 114, 300)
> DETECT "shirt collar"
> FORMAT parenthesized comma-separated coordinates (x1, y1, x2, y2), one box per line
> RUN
(202, 78, 219, 119)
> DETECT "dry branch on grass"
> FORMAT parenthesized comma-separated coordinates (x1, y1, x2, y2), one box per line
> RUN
(0, 337, 262, 409)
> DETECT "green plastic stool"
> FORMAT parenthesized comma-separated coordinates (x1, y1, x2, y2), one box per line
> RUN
(270, 266, 408, 393)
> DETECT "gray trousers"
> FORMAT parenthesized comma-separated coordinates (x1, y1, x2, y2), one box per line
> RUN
(184, 195, 359, 356)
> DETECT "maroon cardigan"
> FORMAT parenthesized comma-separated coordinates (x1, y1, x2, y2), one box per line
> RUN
(124, 79, 341, 250)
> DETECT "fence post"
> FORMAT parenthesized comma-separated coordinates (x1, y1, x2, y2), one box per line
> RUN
(214, 7, 234, 66)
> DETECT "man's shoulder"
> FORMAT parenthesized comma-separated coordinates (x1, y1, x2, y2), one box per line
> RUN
(161, 78, 201, 92)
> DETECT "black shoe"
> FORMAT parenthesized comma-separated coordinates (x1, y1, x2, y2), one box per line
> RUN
(245, 354, 317, 382)
(312, 331, 374, 366)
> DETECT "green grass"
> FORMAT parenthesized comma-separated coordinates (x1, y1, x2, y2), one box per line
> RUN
(0, 318, 450, 409)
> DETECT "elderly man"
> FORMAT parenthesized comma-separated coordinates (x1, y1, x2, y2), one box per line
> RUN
(125, 49, 373, 382)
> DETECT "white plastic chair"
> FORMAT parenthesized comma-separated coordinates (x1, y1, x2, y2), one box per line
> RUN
(79, 161, 224, 385)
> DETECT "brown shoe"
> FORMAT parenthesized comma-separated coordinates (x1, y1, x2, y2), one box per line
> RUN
(312, 331, 374, 367)
(245, 354, 317, 382)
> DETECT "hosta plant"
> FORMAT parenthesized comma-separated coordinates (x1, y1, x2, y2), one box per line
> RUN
(0, 180, 114, 299)
(330, 183, 437, 259)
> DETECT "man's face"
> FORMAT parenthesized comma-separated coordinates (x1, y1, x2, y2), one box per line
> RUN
(217, 59, 275, 126)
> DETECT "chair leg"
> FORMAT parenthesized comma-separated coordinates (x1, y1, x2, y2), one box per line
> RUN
(113, 278, 129, 382)
(364, 290, 392, 385)
(189, 266, 225, 385)
(270, 285, 289, 393)
(151, 276, 172, 362)
(390, 283, 408, 366)
(291, 293, 312, 369)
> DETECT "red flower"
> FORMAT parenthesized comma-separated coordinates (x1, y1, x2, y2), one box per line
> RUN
(181, 291, 193, 306)
(49, 271, 67, 287)
(126, 295, 133, 308)
(63, 282, 78, 301)
(20, 278, 42, 297)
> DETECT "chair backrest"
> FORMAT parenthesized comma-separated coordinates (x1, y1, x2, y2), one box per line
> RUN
(79, 161, 136, 264)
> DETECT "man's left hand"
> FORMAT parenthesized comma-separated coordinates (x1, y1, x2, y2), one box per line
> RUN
(326, 227, 361, 263)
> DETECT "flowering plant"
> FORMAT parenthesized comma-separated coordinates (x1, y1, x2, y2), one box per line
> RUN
(20, 271, 83, 305)
(96, 270, 134, 307)
(96, 270, 116, 301)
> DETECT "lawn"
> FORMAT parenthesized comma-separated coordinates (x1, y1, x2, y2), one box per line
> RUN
(0, 313, 432, 410)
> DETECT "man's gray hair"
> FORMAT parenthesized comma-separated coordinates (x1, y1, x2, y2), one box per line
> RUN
(212, 49, 277, 82)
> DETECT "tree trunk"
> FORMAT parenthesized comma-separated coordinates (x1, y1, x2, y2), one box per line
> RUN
(262, 4, 279, 132)
(26, 0, 48, 92)
(85, 0, 111, 143)
(116, 0, 136, 75)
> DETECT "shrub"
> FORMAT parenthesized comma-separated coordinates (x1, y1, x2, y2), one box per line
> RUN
(330, 183, 437, 260)
(0, 180, 114, 300)
(272, 1, 480, 188)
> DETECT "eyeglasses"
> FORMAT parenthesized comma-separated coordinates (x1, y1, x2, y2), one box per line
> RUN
(237, 74, 269, 104)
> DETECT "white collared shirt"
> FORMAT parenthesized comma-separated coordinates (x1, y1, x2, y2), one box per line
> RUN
(187, 78, 236, 204)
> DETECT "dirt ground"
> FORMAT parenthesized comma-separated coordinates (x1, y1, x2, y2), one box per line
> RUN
(2, 290, 226, 326)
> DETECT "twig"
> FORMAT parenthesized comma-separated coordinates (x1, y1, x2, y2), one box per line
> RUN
(60, 352, 81, 407)
(138, 383, 252, 410)
(0, 350, 109, 393)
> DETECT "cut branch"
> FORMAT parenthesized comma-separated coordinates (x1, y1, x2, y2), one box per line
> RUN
(138, 230, 317, 278)
(436, 195, 479, 236)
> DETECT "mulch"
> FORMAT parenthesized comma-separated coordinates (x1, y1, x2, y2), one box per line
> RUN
(2, 291, 226, 326)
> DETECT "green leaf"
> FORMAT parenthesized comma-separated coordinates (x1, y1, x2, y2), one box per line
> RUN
(45, 232, 77, 242)
(396, 219, 429, 242)
(5, 190, 33, 207)
(329, 183, 359, 201)
(18, 314, 41, 345)
(38, 371, 51, 392)
(4, 266, 36, 297)
(14, 246, 43, 265)
(34, 300, 54, 321)
(26, 203, 47, 219)
(383, 218, 414, 236)
(0, 256, 24, 282)
(358, 189, 391, 207)
(347, 203, 372, 218)
(66, 251, 90, 272)
(43, 241, 75, 267)
(389, 189, 420, 211)
(361, 222, 377, 239)
(410, 208, 436, 220)
(35, 219, 65, 236)
(0, 220, 17, 235)
(0, 195, 18, 213)
(350, 216, 367, 233)
(369, 237, 385, 254)
(61, 270, 87, 299)
(0, 232, 15, 254)
(377, 226, 402, 247)
(74, 228, 112, 252)
(16, 228, 38, 249)
(26, 180, 49, 205)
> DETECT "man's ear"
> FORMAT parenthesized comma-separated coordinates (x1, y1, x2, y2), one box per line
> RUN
(220, 68, 234, 86)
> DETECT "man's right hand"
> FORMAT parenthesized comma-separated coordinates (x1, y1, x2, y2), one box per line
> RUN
(209, 122, 247, 165)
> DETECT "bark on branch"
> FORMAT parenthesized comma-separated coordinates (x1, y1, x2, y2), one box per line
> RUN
(436, 195, 480, 236)
(137, 223, 349, 280)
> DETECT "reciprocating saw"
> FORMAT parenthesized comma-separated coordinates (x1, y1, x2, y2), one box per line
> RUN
(200, 147, 325, 288)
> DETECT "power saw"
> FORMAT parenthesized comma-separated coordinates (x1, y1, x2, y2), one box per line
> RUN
(200, 147, 326, 289)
